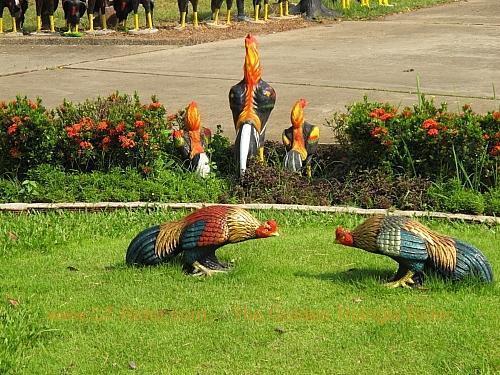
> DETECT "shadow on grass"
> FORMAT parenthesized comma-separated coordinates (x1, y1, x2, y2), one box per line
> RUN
(295, 268, 393, 286)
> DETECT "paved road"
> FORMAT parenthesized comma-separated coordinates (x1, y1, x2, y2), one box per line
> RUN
(1, 0, 499, 141)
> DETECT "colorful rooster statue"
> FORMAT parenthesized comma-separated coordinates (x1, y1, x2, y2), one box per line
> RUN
(0, 0, 28, 33)
(336, 215, 494, 288)
(126, 205, 279, 276)
(229, 34, 276, 176)
(62, 0, 86, 34)
(173, 101, 212, 178)
(282, 99, 319, 178)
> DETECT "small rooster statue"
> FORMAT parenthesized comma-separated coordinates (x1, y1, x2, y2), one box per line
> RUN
(126, 205, 279, 276)
(173, 101, 212, 178)
(113, 0, 154, 31)
(282, 99, 319, 178)
(62, 0, 86, 33)
(87, 0, 108, 32)
(0, 0, 28, 33)
(176, 0, 198, 29)
(229, 34, 276, 176)
(34, 0, 58, 33)
(336, 215, 494, 288)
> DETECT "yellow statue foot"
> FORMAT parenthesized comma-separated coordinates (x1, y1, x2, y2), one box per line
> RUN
(384, 270, 417, 289)
(191, 261, 226, 277)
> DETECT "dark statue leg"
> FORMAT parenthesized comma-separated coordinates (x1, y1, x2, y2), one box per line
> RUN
(183, 249, 228, 276)
(385, 263, 424, 288)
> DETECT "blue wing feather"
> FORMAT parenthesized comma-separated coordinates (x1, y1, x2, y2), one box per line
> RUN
(400, 230, 428, 261)
(181, 220, 207, 250)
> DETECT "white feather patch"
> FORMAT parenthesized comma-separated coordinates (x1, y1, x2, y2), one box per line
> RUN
(195, 152, 210, 178)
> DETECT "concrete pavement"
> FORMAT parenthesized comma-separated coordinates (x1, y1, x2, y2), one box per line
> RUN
(0, 0, 499, 142)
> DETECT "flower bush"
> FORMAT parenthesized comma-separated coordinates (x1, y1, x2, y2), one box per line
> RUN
(55, 92, 173, 172)
(0, 97, 58, 175)
(328, 96, 499, 189)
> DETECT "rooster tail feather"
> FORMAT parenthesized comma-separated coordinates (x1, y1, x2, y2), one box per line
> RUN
(453, 239, 493, 282)
(126, 225, 165, 266)
(284, 150, 303, 172)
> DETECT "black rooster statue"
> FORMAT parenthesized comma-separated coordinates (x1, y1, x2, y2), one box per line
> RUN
(252, 0, 269, 22)
(0, 0, 28, 34)
(62, 0, 86, 33)
(173, 101, 212, 178)
(229, 34, 276, 176)
(282, 99, 319, 178)
(34, 0, 57, 33)
(113, 0, 154, 31)
(126, 205, 279, 276)
(208, 0, 232, 28)
(87, 0, 108, 32)
(336, 215, 494, 288)
(176, 0, 198, 29)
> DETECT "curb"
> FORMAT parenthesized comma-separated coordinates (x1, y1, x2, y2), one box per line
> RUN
(0, 202, 498, 224)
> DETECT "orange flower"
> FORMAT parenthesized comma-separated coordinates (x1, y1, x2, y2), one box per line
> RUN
(490, 145, 500, 157)
(167, 114, 177, 121)
(9, 147, 21, 158)
(422, 119, 439, 129)
(401, 109, 412, 118)
(119, 135, 136, 149)
(134, 120, 145, 129)
(493, 111, 500, 121)
(483, 134, 490, 140)
(370, 126, 388, 138)
(427, 128, 439, 137)
(81, 117, 94, 131)
(79, 141, 93, 150)
(115, 122, 126, 134)
(149, 102, 162, 110)
(101, 136, 111, 151)
(7, 124, 18, 135)
(11, 116, 21, 124)
(28, 100, 38, 110)
(0, 101, 6, 109)
(379, 113, 394, 122)
(97, 121, 108, 131)
(142, 133, 150, 141)
(462, 104, 471, 112)
(65, 124, 82, 138)
(127, 132, 136, 138)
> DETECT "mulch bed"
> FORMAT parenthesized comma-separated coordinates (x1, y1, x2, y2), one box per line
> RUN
(0, 17, 338, 46)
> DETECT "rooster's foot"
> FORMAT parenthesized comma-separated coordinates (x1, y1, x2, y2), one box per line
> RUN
(384, 270, 419, 289)
(191, 261, 227, 277)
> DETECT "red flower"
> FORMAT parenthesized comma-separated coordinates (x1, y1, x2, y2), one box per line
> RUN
(7, 124, 18, 135)
(119, 135, 136, 149)
(101, 136, 111, 151)
(370, 126, 388, 138)
(427, 128, 439, 137)
(65, 124, 82, 138)
(115, 122, 126, 134)
(379, 113, 394, 122)
(490, 145, 500, 157)
(134, 120, 145, 129)
(167, 114, 177, 121)
(28, 100, 38, 110)
(142, 133, 150, 141)
(401, 109, 412, 118)
(80, 117, 94, 131)
(127, 132, 136, 138)
(483, 134, 490, 140)
(495, 132, 500, 139)
(369, 108, 385, 119)
(149, 102, 162, 110)
(97, 121, 108, 131)
(422, 119, 438, 129)
(79, 141, 93, 150)
(9, 147, 21, 158)
(11, 116, 21, 124)
(493, 112, 500, 121)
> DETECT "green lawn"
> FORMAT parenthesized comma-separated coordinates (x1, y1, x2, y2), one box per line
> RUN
(0, 210, 498, 374)
(0, 0, 457, 33)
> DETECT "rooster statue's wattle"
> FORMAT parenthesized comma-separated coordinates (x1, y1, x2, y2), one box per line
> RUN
(336, 215, 493, 288)
(126, 205, 279, 276)
(229, 34, 276, 176)
(173, 101, 212, 177)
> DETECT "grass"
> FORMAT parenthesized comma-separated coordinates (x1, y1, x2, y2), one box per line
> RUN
(0, 0, 457, 33)
(0, 209, 498, 374)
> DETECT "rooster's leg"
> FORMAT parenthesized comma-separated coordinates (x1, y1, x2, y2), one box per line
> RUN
(191, 261, 226, 276)
(203, 252, 232, 270)
(384, 265, 422, 288)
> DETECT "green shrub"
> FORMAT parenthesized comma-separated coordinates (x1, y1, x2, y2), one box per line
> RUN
(327, 96, 500, 189)
(428, 179, 486, 215)
(484, 187, 500, 216)
(0, 97, 58, 176)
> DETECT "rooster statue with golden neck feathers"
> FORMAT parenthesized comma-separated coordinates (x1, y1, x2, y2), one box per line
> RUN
(126, 205, 279, 276)
(336, 215, 493, 288)
(282, 99, 320, 178)
(229, 34, 276, 176)
(173, 101, 212, 178)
